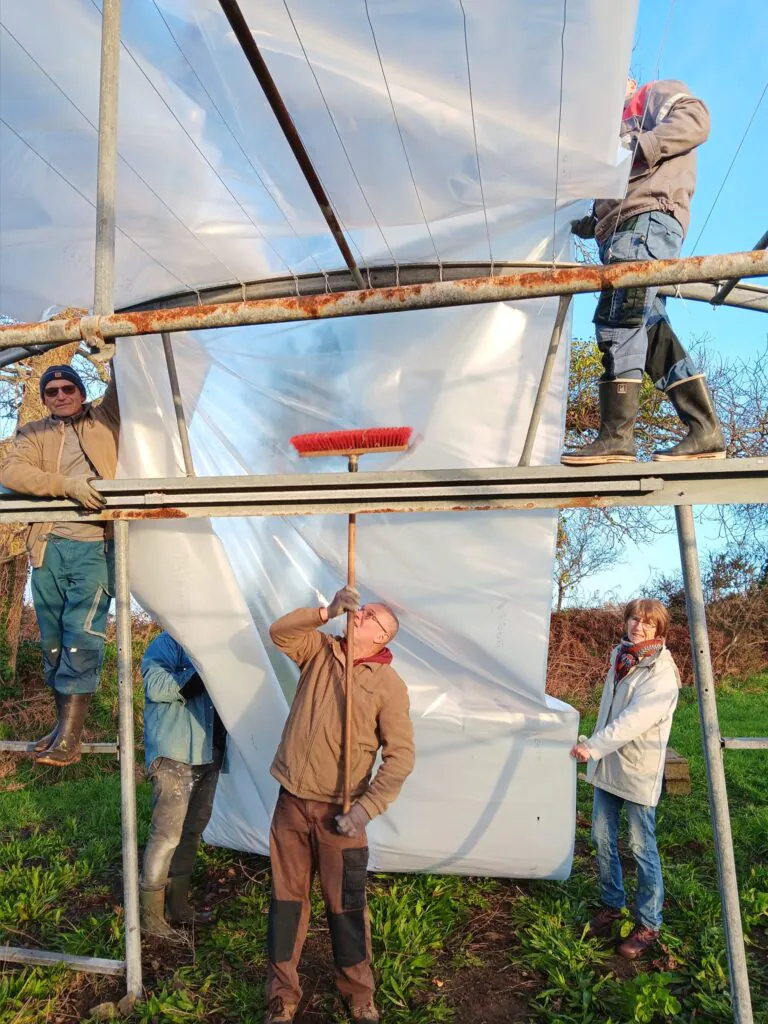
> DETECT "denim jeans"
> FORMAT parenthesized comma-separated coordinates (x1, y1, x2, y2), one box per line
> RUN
(31, 536, 115, 695)
(141, 755, 220, 891)
(594, 211, 699, 389)
(591, 786, 664, 931)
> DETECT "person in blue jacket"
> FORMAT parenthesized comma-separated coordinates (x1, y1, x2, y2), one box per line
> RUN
(139, 631, 227, 938)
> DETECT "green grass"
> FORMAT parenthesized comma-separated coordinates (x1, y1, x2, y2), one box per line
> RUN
(0, 668, 766, 1023)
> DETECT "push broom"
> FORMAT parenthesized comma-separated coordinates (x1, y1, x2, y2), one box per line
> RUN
(290, 427, 413, 813)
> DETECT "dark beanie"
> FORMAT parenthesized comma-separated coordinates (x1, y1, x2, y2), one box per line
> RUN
(39, 364, 86, 398)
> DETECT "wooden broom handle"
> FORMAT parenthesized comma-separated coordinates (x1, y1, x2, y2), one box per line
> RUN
(343, 455, 359, 814)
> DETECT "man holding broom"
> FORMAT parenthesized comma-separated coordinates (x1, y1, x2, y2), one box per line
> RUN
(265, 585, 415, 1024)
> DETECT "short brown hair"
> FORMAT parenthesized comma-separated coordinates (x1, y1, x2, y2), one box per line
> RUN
(623, 598, 669, 639)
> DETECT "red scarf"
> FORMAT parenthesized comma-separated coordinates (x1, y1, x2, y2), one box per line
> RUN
(340, 639, 393, 667)
(615, 637, 664, 682)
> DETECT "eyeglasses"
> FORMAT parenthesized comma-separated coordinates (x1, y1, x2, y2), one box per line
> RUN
(361, 605, 388, 635)
(44, 384, 78, 397)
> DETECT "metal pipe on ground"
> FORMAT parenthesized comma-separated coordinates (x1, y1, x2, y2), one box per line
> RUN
(217, 0, 365, 290)
(114, 521, 142, 998)
(675, 505, 754, 1023)
(711, 228, 768, 306)
(1, 251, 766, 350)
(518, 294, 571, 466)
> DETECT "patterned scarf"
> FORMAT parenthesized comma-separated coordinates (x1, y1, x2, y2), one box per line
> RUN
(615, 636, 664, 682)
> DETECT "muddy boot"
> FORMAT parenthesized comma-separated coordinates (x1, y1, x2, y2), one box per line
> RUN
(348, 1000, 380, 1023)
(35, 694, 91, 767)
(265, 997, 298, 1023)
(586, 906, 624, 938)
(140, 886, 178, 939)
(32, 689, 65, 753)
(561, 380, 640, 465)
(652, 375, 726, 461)
(617, 924, 659, 959)
(166, 875, 215, 927)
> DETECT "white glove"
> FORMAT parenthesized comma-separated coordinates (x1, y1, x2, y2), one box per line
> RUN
(327, 586, 360, 619)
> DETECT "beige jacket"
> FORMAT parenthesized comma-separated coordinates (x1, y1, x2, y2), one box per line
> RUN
(585, 645, 680, 807)
(594, 79, 710, 244)
(0, 376, 119, 567)
(269, 607, 415, 819)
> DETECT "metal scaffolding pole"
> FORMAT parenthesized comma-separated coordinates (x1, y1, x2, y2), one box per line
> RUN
(1, 251, 766, 350)
(162, 333, 195, 476)
(675, 506, 754, 1024)
(114, 521, 142, 999)
(711, 228, 768, 306)
(518, 294, 571, 466)
(93, 0, 121, 320)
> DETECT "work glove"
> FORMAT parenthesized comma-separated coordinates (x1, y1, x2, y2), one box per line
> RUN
(63, 475, 106, 511)
(570, 214, 596, 240)
(335, 801, 370, 838)
(180, 672, 206, 700)
(327, 585, 360, 619)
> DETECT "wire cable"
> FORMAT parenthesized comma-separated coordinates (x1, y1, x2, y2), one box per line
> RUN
(150, 0, 325, 287)
(282, 0, 395, 269)
(363, 0, 441, 266)
(0, 118, 194, 296)
(2, 24, 247, 297)
(458, 0, 494, 270)
(690, 75, 768, 255)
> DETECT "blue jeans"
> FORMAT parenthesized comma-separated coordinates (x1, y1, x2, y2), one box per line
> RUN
(594, 211, 699, 389)
(591, 786, 664, 931)
(30, 536, 114, 695)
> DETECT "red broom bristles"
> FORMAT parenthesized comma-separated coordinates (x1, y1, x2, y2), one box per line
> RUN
(290, 426, 413, 457)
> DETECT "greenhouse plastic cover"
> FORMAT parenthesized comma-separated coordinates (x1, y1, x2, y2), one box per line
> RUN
(0, 0, 637, 877)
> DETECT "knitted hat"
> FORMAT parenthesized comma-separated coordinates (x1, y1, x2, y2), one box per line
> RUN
(39, 364, 86, 399)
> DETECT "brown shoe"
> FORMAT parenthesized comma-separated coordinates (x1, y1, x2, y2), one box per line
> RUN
(617, 925, 659, 959)
(349, 1000, 379, 1023)
(265, 997, 297, 1023)
(587, 906, 624, 938)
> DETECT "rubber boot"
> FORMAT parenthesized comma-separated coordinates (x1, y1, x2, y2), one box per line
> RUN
(561, 380, 641, 465)
(652, 375, 726, 461)
(35, 694, 91, 767)
(140, 886, 178, 939)
(33, 689, 65, 753)
(166, 875, 215, 927)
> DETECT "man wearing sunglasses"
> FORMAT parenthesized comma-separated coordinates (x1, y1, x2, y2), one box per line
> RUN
(0, 362, 120, 766)
(265, 586, 415, 1024)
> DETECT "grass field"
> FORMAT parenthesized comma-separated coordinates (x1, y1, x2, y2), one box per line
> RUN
(0, 656, 766, 1024)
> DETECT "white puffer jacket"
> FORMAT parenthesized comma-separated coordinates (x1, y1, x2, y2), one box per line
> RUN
(585, 645, 681, 807)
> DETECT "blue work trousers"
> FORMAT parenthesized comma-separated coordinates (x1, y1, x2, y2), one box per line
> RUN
(30, 535, 114, 695)
(595, 211, 699, 389)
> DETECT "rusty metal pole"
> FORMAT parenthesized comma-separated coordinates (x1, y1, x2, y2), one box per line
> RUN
(93, 0, 121, 319)
(518, 294, 571, 466)
(217, 0, 365, 290)
(676, 505, 754, 1023)
(711, 228, 768, 306)
(1, 252, 767, 350)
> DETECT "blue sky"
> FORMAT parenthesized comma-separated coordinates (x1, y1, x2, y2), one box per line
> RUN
(570, 0, 768, 602)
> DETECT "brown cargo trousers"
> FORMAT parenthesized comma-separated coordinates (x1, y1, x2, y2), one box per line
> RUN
(266, 788, 374, 1009)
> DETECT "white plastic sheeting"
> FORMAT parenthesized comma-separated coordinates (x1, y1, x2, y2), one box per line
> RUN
(0, 0, 638, 877)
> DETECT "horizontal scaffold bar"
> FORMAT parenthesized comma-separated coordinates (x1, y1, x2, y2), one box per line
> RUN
(0, 946, 125, 976)
(1, 459, 766, 522)
(721, 737, 768, 750)
(0, 251, 766, 349)
(0, 740, 118, 754)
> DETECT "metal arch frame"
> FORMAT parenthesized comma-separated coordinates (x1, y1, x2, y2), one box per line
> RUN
(0, 3, 764, 1022)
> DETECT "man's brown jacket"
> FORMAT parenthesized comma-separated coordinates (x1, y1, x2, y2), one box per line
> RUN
(0, 376, 119, 567)
(269, 607, 415, 819)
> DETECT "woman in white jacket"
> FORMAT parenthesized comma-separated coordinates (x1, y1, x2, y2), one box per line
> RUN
(571, 598, 681, 959)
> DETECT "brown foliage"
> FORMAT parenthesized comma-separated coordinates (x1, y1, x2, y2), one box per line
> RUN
(546, 586, 768, 710)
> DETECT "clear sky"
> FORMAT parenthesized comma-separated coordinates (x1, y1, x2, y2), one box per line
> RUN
(570, 0, 768, 603)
